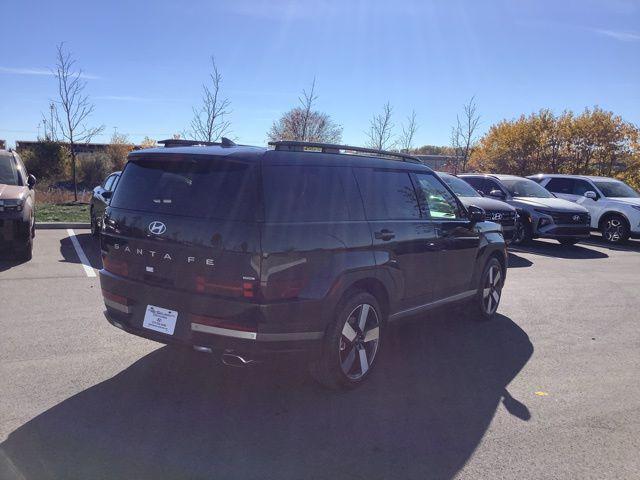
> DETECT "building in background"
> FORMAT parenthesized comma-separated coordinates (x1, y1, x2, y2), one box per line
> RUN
(414, 154, 458, 172)
(0, 140, 6, 150)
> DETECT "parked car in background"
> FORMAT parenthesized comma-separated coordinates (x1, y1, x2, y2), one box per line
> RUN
(459, 173, 591, 246)
(0, 150, 36, 260)
(438, 172, 518, 243)
(99, 139, 507, 390)
(90, 171, 121, 236)
(529, 174, 640, 244)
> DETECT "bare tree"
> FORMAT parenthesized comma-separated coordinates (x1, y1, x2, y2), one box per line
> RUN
(449, 123, 464, 174)
(267, 79, 342, 143)
(52, 43, 104, 201)
(398, 110, 418, 153)
(40, 102, 58, 141)
(189, 56, 231, 142)
(366, 102, 395, 150)
(451, 96, 481, 173)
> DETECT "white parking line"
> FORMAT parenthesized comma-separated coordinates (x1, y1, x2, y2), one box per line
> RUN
(66, 228, 96, 278)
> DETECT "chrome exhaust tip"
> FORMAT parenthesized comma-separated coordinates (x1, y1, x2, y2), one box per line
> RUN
(193, 345, 213, 354)
(221, 351, 256, 367)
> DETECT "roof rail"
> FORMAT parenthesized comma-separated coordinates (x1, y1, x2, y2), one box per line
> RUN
(268, 140, 422, 164)
(158, 137, 237, 148)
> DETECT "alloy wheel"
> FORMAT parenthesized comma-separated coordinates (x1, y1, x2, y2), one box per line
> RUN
(339, 303, 380, 380)
(512, 221, 525, 245)
(603, 218, 624, 243)
(482, 265, 502, 315)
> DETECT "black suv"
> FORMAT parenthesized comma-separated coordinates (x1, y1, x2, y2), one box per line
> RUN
(99, 140, 507, 389)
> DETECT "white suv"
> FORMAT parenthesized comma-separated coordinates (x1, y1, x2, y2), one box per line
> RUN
(529, 174, 640, 244)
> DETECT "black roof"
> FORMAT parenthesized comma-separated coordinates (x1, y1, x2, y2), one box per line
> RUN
(129, 140, 434, 172)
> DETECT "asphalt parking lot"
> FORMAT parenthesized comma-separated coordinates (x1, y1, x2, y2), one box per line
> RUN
(1, 230, 639, 480)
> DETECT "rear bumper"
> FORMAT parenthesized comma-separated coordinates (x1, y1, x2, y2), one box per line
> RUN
(99, 269, 325, 359)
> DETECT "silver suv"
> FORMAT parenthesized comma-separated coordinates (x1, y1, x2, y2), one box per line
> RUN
(529, 174, 640, 244)
(459, 174, 590, 246)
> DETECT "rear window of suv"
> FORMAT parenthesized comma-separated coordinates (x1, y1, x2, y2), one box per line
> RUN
(110, 156, 258, 221)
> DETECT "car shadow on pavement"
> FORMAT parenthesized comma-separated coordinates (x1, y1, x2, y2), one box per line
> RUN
(0, 257, 27, 272)
(510, 240, 608, 260)
(0, 310, 533, 480)
(59, 232, 103, 270)
(581, 234, 640, 253)
(507, 251, 533, 268)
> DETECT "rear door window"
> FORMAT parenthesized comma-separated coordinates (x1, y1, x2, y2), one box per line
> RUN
(103, 175, 116, 191)
(354, 168, 421, 220)
(546, 178, 575, 194)
(262, 165, 362, 222)
(461, 176, 486, 195)
(111, 156, 258, 221)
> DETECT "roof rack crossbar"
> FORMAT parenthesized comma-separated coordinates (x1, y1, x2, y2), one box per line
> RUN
(268, 141, 421, 163)
(158, 137, 236, 148)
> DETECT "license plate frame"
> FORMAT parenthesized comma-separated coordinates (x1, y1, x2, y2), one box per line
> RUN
(142, 304, 178, 335)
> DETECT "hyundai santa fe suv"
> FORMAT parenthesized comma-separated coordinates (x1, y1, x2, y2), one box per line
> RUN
(529, 174, 640, 244)
(437, 172, 518, 243)
(99, 139, 507, 389)
(0, 150, 36, 260)
(459, 174, 591, 246)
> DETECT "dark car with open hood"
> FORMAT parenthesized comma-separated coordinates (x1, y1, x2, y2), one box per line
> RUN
(100, 139, 507, 389)
(0, 150, 36, 260)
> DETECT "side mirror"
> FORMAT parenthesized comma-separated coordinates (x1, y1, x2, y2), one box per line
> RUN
(102, 190, 114, 200)
(488, 189, 505, 199)
(27, 174, 36, 189)
(467, 205, 485, 223)
(584, 191, 597, 200)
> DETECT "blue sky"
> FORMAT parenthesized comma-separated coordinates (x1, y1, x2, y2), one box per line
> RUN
(1, 0, 639, 148)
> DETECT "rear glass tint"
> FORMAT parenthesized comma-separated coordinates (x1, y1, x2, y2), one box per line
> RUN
(111, 156, 258, 221)
(354, 168, 421, 220)
(262, 165, 362, 222)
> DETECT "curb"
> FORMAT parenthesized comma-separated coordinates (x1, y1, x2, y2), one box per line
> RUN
(36, 222, 91, 229)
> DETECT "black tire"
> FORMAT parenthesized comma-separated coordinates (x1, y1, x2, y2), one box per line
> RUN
(15, 217, 34, 261)
(511, 219, 531, 246)
(310, 291, 383, 390)
(16, 236, 33, 261)
(558, 238, 580, 246)
(600, 214, 629, 244)
(90, 210, 100, 237)
(466, 257, 504, 321)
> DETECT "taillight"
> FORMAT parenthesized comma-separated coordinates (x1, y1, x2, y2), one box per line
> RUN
(264, 278, 307, 300)
(195, 275, 243, 296)
(194, 276, 259, 299)
(242, 277, 257, 298)
(103, 256, 129, 277)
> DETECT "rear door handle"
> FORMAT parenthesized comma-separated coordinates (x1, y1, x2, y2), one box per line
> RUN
(374, 229, 395, 241)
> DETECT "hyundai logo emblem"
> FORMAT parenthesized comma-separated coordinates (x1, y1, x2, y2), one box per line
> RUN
(572, 215, 580, 222)
(492, 213, 503, 221)
(148, 221, 167, 235)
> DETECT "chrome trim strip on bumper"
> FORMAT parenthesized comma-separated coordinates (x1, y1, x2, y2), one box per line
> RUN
(389, 289, 477, 321)
(191, 323, 324, 342)
(257, 331, 324, 341)
(191, 323, 257, 340)
(104, 298, 132, 314)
